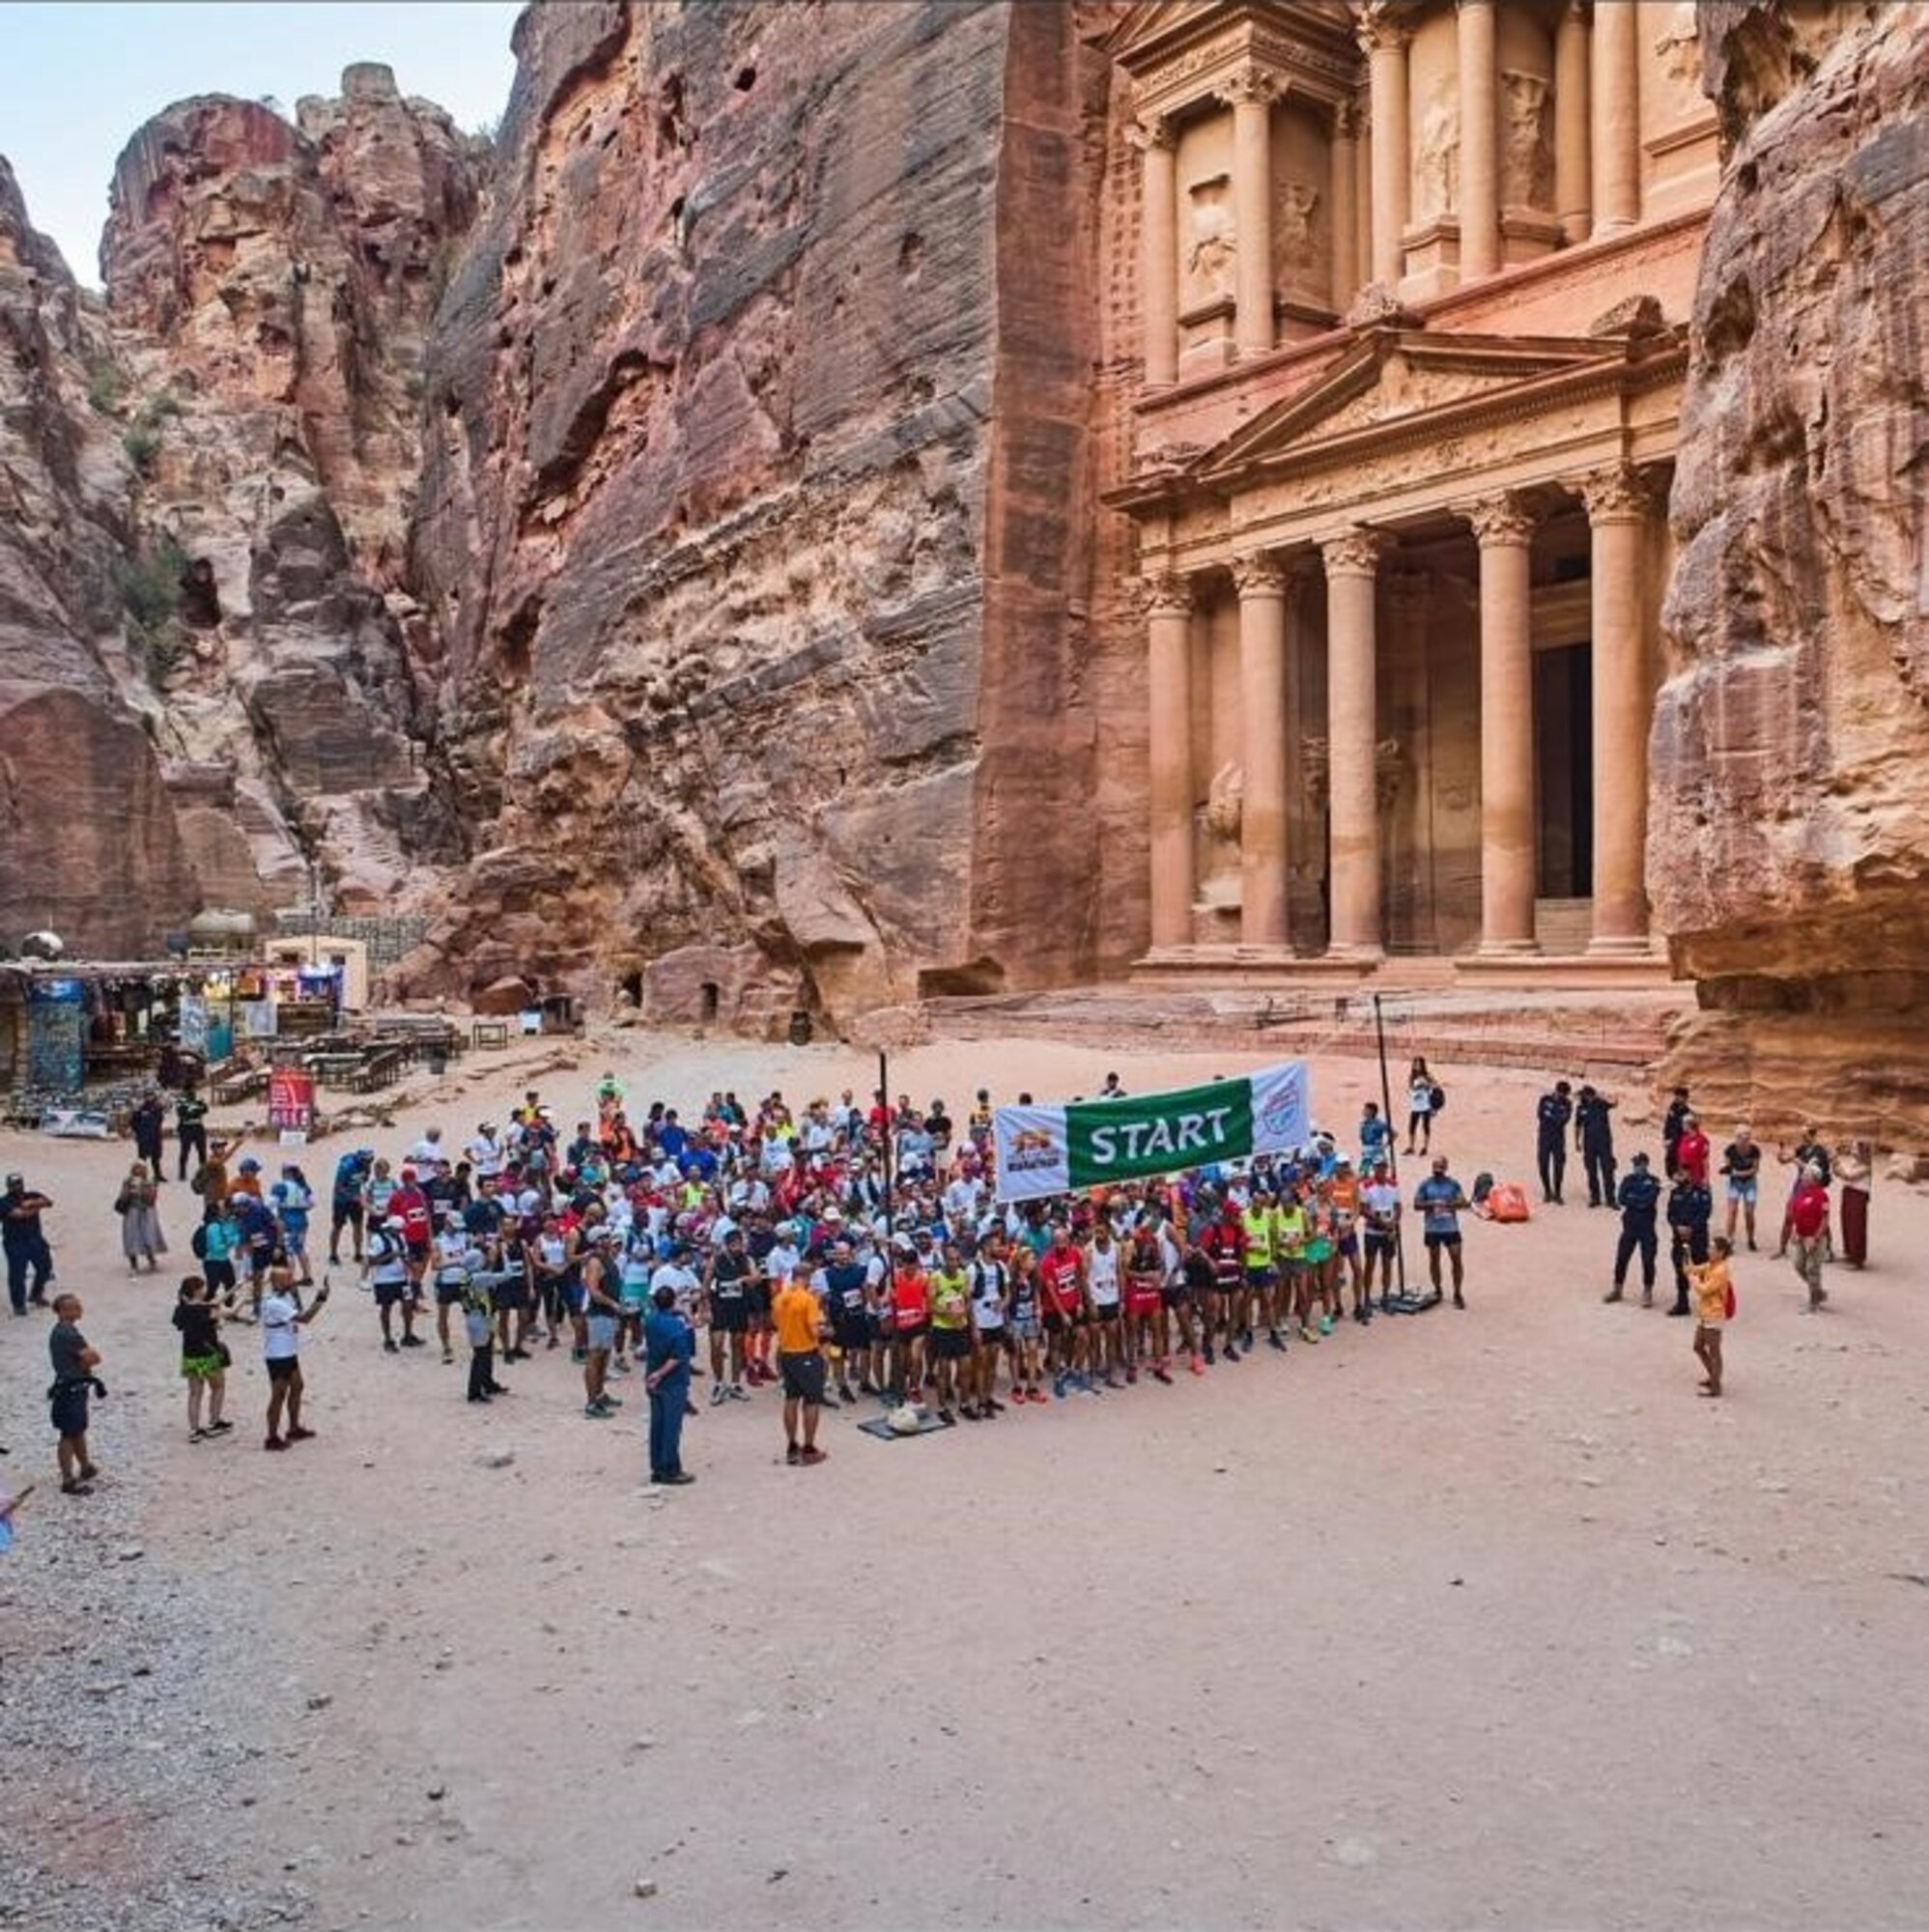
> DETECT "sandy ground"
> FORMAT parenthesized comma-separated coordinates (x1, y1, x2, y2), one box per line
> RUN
(3, 1024, 1927, 1932)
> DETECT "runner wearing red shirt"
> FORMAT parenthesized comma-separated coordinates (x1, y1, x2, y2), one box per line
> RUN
(1195, 1200, 1246, 1365)
(1675, 1114, 1712, 1187)
(1038, 1226, 1088, 1397)
(888, 1253, 930, 1401)
(389, 1171, 435, 1297)
(1123, 1223, 1170, 1384)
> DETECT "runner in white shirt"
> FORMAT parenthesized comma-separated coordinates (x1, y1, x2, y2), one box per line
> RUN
(965, 1238, 1009, 1418)
(1083, 1226, 1125, 1388)
(468, 1125, 504, 1181)
(261, 1275, 328, 1452)
(649, 1249, 703, 1321)
(430, 1214, 473, 1364)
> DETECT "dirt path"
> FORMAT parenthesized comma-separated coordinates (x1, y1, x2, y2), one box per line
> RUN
(4, 1028, 1925, 1931)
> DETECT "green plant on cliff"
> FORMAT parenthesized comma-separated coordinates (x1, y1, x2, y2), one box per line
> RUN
(122, 390, 184, 475)
(86, 362, 128, 416)
(117, 531, 188, 684)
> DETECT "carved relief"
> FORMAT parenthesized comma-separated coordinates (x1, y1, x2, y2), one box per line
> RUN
(1231, 552, 1287, 596)
(1184, 176, 1236, 301)
(1300, 732, 1329, 810)
(1218, 64, 1279, 109)
(1143, 573, 1195, 617)
(1274, 181, 1320, 276)
(1354, 3, 1411, 58)
(1499, 70, 1554, 211)
(1654, 4, 1702, 97)
(1301, 733, 1404, 811)
(1205, 760, 1244, 840)
(1580, 464, 1651, 524)
(1413, 79, 1460, 222)
(1464, 493, 1536, 547)
(1376, 736, 1404, 812)
(1321, 525, 1387, 577)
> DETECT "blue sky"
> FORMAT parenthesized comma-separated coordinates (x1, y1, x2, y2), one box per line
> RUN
(2, 2, 523, 282)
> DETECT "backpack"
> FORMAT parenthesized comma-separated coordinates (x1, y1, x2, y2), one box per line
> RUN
(190, 1222, 210, 1261)
(1430, 1084, 1447, 1114)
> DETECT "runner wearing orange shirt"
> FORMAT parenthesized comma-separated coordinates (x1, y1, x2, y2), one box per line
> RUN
(772, 1274, 829, 1465)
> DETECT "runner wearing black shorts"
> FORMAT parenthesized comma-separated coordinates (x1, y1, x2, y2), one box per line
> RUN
(706, 1232, 752, 1402)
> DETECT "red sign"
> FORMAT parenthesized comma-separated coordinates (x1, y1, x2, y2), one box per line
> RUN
(268, 1067, 315, 1135)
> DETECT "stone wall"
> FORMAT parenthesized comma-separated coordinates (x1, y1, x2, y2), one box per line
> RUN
(1651, 0, 1929, 1142)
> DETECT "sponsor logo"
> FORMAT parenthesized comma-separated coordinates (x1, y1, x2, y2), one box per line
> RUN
(1007, 1125, 1064, 1173)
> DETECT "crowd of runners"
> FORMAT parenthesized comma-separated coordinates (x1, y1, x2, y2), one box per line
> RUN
(4, 1056, 1873, 1495)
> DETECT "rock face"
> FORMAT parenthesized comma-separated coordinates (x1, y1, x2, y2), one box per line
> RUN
(84, 74, 483, 920)
(1651, 2, 1929, 1141)
(407, 0, 1111, 1030)
(0, 158, 202, 953)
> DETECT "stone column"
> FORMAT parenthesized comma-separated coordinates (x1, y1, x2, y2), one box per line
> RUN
(1145, 574, 1197, 949)
(1583, 465, 1652, 952)
(1591, 0, 1640, 233)
(1359, 7, 1410, 287)
(1321, 526, 1386, 958)
(1329, 99, 1360, 312)
(1457, 0, 1500, 278)
(1554, 0, 1592, 244)
(1226, 67, 1278, 359)
(1468, 495, 1539, 952)
(1234, 553, 1291, 946)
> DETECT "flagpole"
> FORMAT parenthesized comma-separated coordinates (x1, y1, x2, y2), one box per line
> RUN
(877, 1049, 894, 1242)
(1373, 993, 1406, 1306)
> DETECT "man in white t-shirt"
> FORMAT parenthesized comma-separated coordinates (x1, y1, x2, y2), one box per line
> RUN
(1360, 1159, 1403, 1302)
(262, 1278, 328, 1452)
(468, 1125, 504, 1181)
(649, 1248, 703, 1321)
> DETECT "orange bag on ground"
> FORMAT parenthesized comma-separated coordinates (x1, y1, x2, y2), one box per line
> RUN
(1486, 1181, 1532, 1223)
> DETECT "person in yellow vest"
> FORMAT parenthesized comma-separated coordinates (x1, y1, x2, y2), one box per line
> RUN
(1272, 1185, 1313, 1347)
(1237, 1188, 1274, 1357)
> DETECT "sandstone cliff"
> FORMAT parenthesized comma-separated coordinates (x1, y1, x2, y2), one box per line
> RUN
(1652, 1, 1929, 1142)
(0, 157, 202, 954)
(406, 0, 1112, 1032)
(98, 71, 484, 919)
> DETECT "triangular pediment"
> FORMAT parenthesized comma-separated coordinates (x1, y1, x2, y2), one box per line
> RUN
(1105, 0, 1356, 71)
(1195, 330, 1625, 481)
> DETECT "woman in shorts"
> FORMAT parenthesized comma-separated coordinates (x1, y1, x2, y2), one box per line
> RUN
(1007, 1245, 1044, 1404)
(173, 1274, 234, 1441)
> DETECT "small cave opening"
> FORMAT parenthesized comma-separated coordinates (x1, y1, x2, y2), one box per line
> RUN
(179, 556, 222, 630)
(733, 65, 757, 93)
(699, 980, 721, 1024)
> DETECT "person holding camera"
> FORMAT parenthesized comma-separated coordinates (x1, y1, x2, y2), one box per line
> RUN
(261, 1259, 329, 1452)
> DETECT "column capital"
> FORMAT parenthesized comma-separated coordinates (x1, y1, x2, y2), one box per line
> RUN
(1463, 493, 1536, 548)
(1580, 463, 1652, 524)
(1356, 3, 1412, 57)
(1142, 572, 1195, 618)
(1333, 97, 1362, 142)
(1320, 525, 1388, 577)
(1219, 63, 1281, 109)
(1231, 551, 1288, 598)
(1128, 113, 1175, 155)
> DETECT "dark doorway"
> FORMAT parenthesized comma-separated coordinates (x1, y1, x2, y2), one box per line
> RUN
(1534, 642, 1593, 897)
(699, 980, 720, 1023)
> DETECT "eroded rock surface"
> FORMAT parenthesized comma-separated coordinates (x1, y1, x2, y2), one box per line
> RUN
(406, 0, 1110, 1029)
(1652, 1, 1929, 1139)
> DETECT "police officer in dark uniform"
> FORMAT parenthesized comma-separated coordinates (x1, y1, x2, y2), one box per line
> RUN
(1604, 1151, 1660, 1303)
(1665, 1165, 1714, 1317)
(1575, 1085, 1618, 1208)
(1536, 1081, 1574, 1205)
(4, 1173, 55, 1315)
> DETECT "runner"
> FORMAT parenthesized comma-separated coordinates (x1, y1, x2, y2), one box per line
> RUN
(1083, 1222, 1125, 1387)
(925, 1242, 972, 1423)
(1007, 1243, 1045, 1404)
(965, 1234, 1009, 1417)
(1412, 1156, 1470, 1308)
(772, 1266, 830, 1465)
(704, 1227, 754, 1404)
(1039, 1223, 1087, 1399)
(1123, 1218, 1168, 1384)
(365, 1214, 420, 1352)
(261, 1264, 328, 1452)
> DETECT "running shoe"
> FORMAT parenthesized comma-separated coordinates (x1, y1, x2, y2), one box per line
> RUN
(1319, 1316, 1334, 1336)
(709, 1383, 726, 1406)
(1053, 1374, 1068, 1400)
(1298, 1325, 1320, 1344)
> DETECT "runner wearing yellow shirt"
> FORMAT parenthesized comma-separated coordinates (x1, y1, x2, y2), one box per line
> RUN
(1272, 1190, 1311, 1348)
(1237, 1194, 1273, 1355)
(925, 1245, 973, 1424)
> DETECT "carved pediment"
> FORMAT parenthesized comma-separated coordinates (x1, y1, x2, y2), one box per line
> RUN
(1195, 329, 1627, 483)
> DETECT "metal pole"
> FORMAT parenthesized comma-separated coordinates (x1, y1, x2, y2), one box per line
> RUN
(877, 1048, 894, 1243)
(1373, 993, 1407, 1303)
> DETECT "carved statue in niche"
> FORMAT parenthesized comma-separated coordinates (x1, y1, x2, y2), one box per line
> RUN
(1654, 3, 1700, 90)
(1196, 760, 1244, 910)
(1413, 78, 1459, 222)
(1274, 181, 1320, 278)
(1184, 178, 1236, 301)
(1499, 70, 1553, 210)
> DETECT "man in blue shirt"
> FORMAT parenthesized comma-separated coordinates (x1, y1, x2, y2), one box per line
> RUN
(1411, 1156, 1470, 1308)
(1604, 1151, 1661, 1303)
(643, 1284, 697, 1485)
